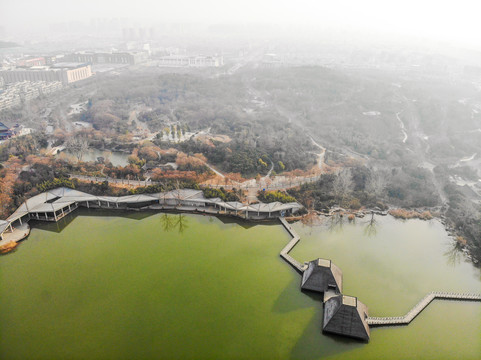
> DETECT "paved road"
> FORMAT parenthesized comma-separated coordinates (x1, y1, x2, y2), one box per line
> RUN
(70, 171, 321, 193)
(203, 161, 225, 179)
(70, 174, 156, 187)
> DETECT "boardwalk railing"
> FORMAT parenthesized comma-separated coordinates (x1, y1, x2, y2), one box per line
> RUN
(279, 217, 306, 273)
(367, 292, 481, 326)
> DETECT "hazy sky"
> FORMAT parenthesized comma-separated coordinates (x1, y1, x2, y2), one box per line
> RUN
(1, 0, 480, 48)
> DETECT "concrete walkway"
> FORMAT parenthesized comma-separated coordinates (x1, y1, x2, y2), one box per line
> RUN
(0, 223, 30, 246)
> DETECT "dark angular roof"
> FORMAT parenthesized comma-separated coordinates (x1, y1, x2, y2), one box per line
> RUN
(0, 122, 9, 131)
(301, 258, 343, 293)
(322, 294, 370, 341)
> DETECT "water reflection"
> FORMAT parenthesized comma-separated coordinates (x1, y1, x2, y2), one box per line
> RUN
(176, 214, 189, 234)
(328, 213, 345, 232)
(159, 213, 189, 234)
(363, 212, 378, 237)
(443, 241, 464, 267)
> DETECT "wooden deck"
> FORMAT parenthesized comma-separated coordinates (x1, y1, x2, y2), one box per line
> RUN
(279, 217, 306, 273)
(367, 292, 481, 326)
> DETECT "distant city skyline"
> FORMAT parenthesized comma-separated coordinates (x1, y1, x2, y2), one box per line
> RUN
(1, 0, 480, 50)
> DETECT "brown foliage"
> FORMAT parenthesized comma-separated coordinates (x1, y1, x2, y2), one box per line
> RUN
(225, 172, 246, 183)
(0, 157, 21, 218)
(456, 236, 468, 246)
(151, 170, 197, 181)
(138, 145, 161, 161)
(388, 209, 433, 220)
(176, 152, 205, 167)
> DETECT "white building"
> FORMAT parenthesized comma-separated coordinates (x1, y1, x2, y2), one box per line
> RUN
(157, 55, 223, 67)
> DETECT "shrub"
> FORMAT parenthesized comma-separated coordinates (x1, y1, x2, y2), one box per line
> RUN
(349, 198, 361, 210)
(257, 190, 296, 203)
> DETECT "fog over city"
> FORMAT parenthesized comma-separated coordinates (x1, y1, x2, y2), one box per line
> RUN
(1, 1, 481, 359)
(2, 0, 481, 49)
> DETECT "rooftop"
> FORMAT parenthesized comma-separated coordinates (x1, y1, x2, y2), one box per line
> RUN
(51, 62, 90, 69)
(342, 295, 357, 306)
(323, 294, 370, 341)
(318, 259, 331, 267)
(301, 258, 343, 294)
(4, 187, 303, 224)
(0, 220, 8, 234)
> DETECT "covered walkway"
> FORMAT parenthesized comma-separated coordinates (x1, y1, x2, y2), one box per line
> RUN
(1, 187, 303, 243)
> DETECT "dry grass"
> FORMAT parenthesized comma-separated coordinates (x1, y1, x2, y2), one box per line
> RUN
(301, 211, 324, 226)
(456, 236, 468, 246)
(389, 209, 433, 220)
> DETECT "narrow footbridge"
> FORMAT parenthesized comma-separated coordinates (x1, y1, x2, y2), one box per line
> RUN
(367, 292, 481, 326)
(279, 217, 305, 273)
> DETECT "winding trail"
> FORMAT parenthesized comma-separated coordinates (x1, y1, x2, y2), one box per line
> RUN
(396, 111, 408, 143)
(261, 160, 275, 180)
(310, 136, 326, 170)
(459, 153, 477, 163)
(201, 161, 226, 179)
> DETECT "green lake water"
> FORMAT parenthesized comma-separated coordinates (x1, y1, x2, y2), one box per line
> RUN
(0, 210, 480, 359)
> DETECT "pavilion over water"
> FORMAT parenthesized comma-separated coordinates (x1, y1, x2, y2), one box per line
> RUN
(322, 293, 370, 341)
(0, 187, 302, 241)
(301, 258, 343, 294)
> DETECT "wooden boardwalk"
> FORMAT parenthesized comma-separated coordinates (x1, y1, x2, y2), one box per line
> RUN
(367, 292, 481, 326)
(279, 218, 306, 273)
(276, 216, 481, 334)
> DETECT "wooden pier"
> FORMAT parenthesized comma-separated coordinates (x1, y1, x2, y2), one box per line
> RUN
(279, 217, 306, 273)
(367, 292, 481, 326)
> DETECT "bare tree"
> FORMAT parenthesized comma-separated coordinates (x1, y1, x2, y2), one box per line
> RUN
(66, 134, 89, 162)
(328, 213, 345, 232)
(363, 212, 378, 237)
(444, 241, 464, 267)
(366, 168, 387, 197)
(174, 179, 183, 206)
(333, 168, 353, 204)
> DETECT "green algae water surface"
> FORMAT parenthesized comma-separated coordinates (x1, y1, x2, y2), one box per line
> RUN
(0, 210, 480, 359)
